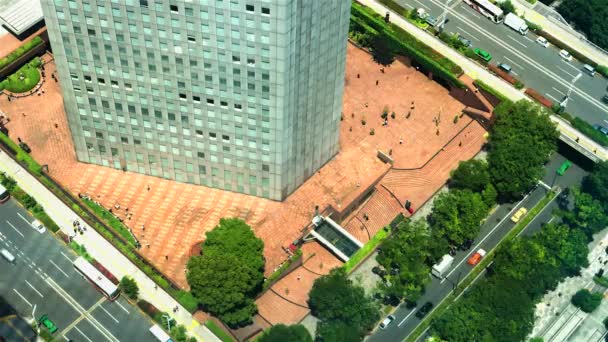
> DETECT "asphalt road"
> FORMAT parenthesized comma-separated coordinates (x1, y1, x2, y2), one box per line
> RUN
(0, 199, 154, 341)
(368, 152, 588, 342)
(387, 0, 608, 126)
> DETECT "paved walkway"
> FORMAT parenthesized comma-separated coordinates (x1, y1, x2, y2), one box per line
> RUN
(359, 0, 608, 162)
(0, 152, 220, 341)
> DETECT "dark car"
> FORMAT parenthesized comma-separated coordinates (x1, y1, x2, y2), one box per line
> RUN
(460, 239, 474, 251)
(603, 94, 608, 104)
(593, 124, 608, 136)
(415, 302, 434, 319)
(457, 35, 472, 48)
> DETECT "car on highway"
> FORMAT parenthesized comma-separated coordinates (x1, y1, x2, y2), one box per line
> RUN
(467, 248, 487, 266)
(474, 48, 492, 62)
(39, 314, 57, 334)
(415, 302, 433, 319)
(559, 49, 573, 62)
(30, 219, 46, 233)
(497, 63, 512, 73)
(536, 36, 549, 48)
(1, 248, 15, 263)
(594, 124, 608, 136)
(379, 315, 396, 329)
(511, 207, 528, 223)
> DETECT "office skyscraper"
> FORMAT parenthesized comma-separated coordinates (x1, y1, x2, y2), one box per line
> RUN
(42, 0, 350, 200)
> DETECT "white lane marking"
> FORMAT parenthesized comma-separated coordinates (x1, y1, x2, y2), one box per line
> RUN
(25, 280, 44, 298)
(6, 220, 24, 238)
(49, 260, 70, 278)
(503, 56, 524, 70)
(398, 308, 417, 327)
(62, 335, 71, 341)
(561, 59, 580, 71)
(61, 251, 73, 263)
(74, 326, 93, 342)
(99, 305, 119, 324)
(555, 65, 576, 78)
(13, 288, 32, 307)
(546, 93, 560, 102)
(413, 0, 430, 10)
(444, 193, 531, 280)
(523, 36, 533, 42)
(552, 86, 565, 94)
(456, 26, 479, 41)
(115, 302, 130, 314)
(507, 36, 528, 48)
(17, 213, 31, 225)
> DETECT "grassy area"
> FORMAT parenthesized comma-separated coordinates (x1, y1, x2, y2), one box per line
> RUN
(204, 320, 235, 342)
(0, 57, 41, 93)
(343, 226, 390, 273)
(81, 198, 138, 247)
(405, 190, 557, 342)
(0, 36, 43, 70)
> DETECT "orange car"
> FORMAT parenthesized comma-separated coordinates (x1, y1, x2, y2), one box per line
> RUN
(467, 249, 487, 266)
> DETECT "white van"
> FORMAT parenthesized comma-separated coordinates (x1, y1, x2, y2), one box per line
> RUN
(149, 325, 173, 342)
(583, 64, 596, 76)
(1, 249, 15, 263)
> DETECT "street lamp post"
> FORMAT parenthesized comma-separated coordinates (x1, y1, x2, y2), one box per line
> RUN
(559, 72, 582, 109)
(438, 0, 455, 31)
(32, 304, 40, 334)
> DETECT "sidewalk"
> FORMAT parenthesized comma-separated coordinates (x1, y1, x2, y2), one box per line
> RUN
(512, 0, 608, 66)
(0, 151, 221, 342)
(359, 0, 608, 162)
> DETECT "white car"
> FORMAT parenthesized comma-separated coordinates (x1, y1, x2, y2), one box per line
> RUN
(559, 49, 573, 62)
(536, 36, 549, 48)
(379, 315, 396, 329)
(30, 219, 46, 233)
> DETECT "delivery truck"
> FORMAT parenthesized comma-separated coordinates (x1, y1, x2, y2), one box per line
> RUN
(504, 13, 529, 35)
(431, 254, 454, 279)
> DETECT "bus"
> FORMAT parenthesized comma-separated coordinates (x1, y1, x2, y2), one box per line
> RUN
(464, 0, 504, 24)
(73, 257, 120, 300)
(149, 325, 174, 342)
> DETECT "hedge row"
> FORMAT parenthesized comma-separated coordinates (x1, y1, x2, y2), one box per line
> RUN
(473, 79, 510, 103)
(554, 110, 608, 147)
(525, 87, 553, 108)
(351, 2, 464, 88)
(0, 36, 43, 70)
(488, 64, 524, 89)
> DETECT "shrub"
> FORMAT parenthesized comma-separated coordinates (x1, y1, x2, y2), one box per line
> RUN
(524, 88, 553, 108)
(119, 276, 139, 300)
(488, 64, 525, 88)
(0, 36, 43, 70)
(571, 117, 608, 147)
(137, 299, 160, 317)
(571, 289, 603, 313)
(596, 65, 608, 78)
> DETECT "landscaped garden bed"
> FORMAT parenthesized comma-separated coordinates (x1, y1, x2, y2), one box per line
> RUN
(0, 57, 42, 93)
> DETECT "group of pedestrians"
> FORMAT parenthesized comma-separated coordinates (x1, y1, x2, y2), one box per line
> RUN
(72, 219, 86, 234)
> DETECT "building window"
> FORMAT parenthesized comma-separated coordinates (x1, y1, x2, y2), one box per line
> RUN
(261, 7, 270, 15)
(220, 101, 228, 108)
(209, 132, 217, 140)
(262, 164, 269, 171)
(179, 93, 187, 100)
(246, 4, 254, 12)
(222, 135, 230, 142)
(170, 4, 178, 13)
(140, 0, 148, 7)
(206, 98, 214, 105)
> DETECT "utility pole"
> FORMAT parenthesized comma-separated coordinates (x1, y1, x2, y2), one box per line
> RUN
(32, 304, 39, 334)
(559, 72, 582, 109)
(438, 0, 455, 31)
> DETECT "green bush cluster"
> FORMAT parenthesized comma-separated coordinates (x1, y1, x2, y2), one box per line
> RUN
(69, 241, 94, 262)
(554, 110, 608, 147)
(350, 2, 464, 87)
(571, 289, 603, 313)
(596, 65, 608, 78)
(0, 59, 42, 93)
(119, 276, 139, 300)
(0, 36, 43, 70)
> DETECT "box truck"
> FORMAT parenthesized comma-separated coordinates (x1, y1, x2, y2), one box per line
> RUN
(504, 13, 528, 35)
(431, 254, 454, 279)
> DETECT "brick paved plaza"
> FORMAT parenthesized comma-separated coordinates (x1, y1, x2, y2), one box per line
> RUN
(0, 42, 486, 318)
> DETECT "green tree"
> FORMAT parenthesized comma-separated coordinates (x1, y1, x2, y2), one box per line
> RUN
(376, 220, 431, 301)
(258, 324, 312, 342)
(481, 183, 498, 207)
(371, 34, 395, 66)
(119, 276, 139, 300)
(429, 190, 488, 246)
(499, 0, 515, 14)
(558, 0, 608, 50)
(488, 100, 558, 201)
(449, 159, 491, 193)
(582, 161, 608, 211)
(316, 321, 362, 342)
(571, 289, 603, 313)
(170, 325, 196, 342)
(309, 269, 379, 341)
(561, 188, 608, 240)
(186, 218, 264, 327)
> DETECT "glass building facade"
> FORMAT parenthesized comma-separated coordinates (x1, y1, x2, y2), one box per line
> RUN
(41, 0, 350, 200)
